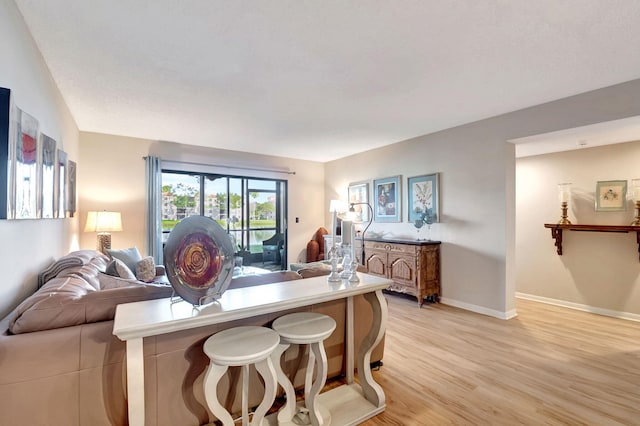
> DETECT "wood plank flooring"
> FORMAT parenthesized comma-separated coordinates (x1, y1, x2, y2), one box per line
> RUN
(360, 294, 640, 426)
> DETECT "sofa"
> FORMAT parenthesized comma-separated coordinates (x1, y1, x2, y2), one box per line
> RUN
(0, 250, 384, 425)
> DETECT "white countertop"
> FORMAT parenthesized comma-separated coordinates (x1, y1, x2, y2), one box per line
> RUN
(113, 272, 391, 341)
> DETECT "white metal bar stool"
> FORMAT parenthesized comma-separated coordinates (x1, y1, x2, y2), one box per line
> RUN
(203, 326, 280, 426)
(271, 312, 337, 426)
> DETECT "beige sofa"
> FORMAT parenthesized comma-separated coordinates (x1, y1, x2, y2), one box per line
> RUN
(0, 250, 383, 425)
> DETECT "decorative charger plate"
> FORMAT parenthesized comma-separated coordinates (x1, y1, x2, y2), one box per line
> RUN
(164, 215, 235, 305)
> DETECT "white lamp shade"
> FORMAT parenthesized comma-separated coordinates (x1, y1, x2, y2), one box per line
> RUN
(85, 211, 123, 233)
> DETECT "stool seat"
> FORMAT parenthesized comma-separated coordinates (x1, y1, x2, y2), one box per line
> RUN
(204, 326, 280, 365)
(272, 312, 336, 344)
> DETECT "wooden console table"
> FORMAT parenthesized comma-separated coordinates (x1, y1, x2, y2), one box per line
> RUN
(363, 238, 441, 307)
(544, 224, 640, 261)
(113, 273, 391, 426)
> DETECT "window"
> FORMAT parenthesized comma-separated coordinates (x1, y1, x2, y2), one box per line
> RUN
(161, 171, 287, 269)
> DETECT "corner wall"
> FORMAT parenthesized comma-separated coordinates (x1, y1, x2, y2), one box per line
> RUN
(516, 141, 640, 318)
(0, 0, 79, 317)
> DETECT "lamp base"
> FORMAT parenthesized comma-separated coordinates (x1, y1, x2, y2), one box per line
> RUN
(558, 202, 571, 225)
(97, 233, 112, 254)
(631, 201, 640, 226)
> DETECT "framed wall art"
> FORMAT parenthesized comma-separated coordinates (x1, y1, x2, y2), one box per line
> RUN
(595, 180, 627, 212)
(14, 108, 39, 219)
(39, 133, 57, 218)
(348, 181, 370, 222)
(55, 149, 67, 218)
(373, 175, 401, 222)
(408, 173, 439, 223)
(67, 159, 77, 217)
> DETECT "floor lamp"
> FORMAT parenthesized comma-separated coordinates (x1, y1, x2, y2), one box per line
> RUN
(349, 202, 373, 265)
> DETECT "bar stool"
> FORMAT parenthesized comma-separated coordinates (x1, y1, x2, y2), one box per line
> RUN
(271, 312, 336, 426)
(203, 326, 280, 426)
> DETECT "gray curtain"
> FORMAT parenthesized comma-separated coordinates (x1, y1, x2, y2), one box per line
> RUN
(145, 156, 163, 263)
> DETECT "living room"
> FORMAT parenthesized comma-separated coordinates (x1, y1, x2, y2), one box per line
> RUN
(1, 1, 640, 424)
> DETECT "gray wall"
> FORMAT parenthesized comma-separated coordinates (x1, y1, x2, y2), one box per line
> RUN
(325, 80, 640, 318)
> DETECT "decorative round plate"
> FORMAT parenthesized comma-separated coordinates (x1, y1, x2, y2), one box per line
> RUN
(164, 215, 235, 305)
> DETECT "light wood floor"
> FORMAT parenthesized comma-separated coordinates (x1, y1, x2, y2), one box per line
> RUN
(360, 294, 640, 426)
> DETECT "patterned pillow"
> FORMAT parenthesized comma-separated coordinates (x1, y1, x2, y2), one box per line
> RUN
(135, 256, 156, 282)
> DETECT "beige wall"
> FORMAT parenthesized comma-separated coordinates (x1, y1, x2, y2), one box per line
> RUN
(325, 79, 640, 319)
(0, 0, 79, 318)
(78, 133, 325, 266)
(516, 141, 640, 319)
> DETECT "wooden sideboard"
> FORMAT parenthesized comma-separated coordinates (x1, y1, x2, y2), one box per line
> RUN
(362, 238, 441, 307)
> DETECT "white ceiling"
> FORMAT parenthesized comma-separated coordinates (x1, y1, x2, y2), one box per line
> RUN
(14, 0, 640, 162)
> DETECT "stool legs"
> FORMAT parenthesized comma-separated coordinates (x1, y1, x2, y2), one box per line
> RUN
(203, 359, 278, 426)
(306, 341, 329, 426)
(272, 343, 297, 423)
(203, 363, 235, 426)
(253, 357, 278, 426)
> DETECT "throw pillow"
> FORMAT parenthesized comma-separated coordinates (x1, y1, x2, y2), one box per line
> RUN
(98, 272, 141, 290)
(107, 247, 142, 273)
(106, 258, 137, 280)
(135, 256, 156, 282)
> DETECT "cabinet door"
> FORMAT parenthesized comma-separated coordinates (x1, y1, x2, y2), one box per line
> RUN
(388, 254, 416, 285)
(366, 251, 387, 276)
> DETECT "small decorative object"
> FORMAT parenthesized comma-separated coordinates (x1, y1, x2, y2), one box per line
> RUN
(373, 175, 401, 222)
(340, 220, 359, 282)
(595, 180, 627, 212)
(164, 215, 235, 305)
(557, 183, 572, 224)
(327, 200, 343, 282)
(327, 244, 341, 282)
(631, 179, 640, 226)
(408, 173, 439, 223)
(84, 210, 123, 254)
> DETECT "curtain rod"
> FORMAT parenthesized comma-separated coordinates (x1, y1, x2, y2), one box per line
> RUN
(143, 157, 296, 175)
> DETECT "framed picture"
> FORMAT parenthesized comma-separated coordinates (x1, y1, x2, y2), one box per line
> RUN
(38, 133, 57, 219)
(14, 108, 39, 219)
(67, 160, 77, 217)
(408, 173, 439, 223)
(595, 180, 627, 211)
(55, 149, 67, 218)
(348, 181, 370, 222)
(373, 175, 401, 222)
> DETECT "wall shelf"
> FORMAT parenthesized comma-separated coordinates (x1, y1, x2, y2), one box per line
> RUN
(544, 224, 640, 261)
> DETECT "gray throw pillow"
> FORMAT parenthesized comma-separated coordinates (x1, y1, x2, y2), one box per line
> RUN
(105, 258, 136, 280)
(107, 247, 142, 273)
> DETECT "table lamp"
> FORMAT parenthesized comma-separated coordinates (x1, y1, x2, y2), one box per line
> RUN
(85, 211, 123, 254)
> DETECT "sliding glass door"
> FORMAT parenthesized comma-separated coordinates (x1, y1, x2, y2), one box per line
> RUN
(161, 171, 287, 270)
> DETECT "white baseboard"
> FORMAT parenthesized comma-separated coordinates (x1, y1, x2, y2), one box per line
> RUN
(440, 297, 518, 320)
(516, 292, 640, 323)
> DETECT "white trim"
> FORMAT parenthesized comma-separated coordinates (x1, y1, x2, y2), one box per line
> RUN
(161, 159, 294, 179)
(440, 297, 517, 320)
(516, 292, 640, 323)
